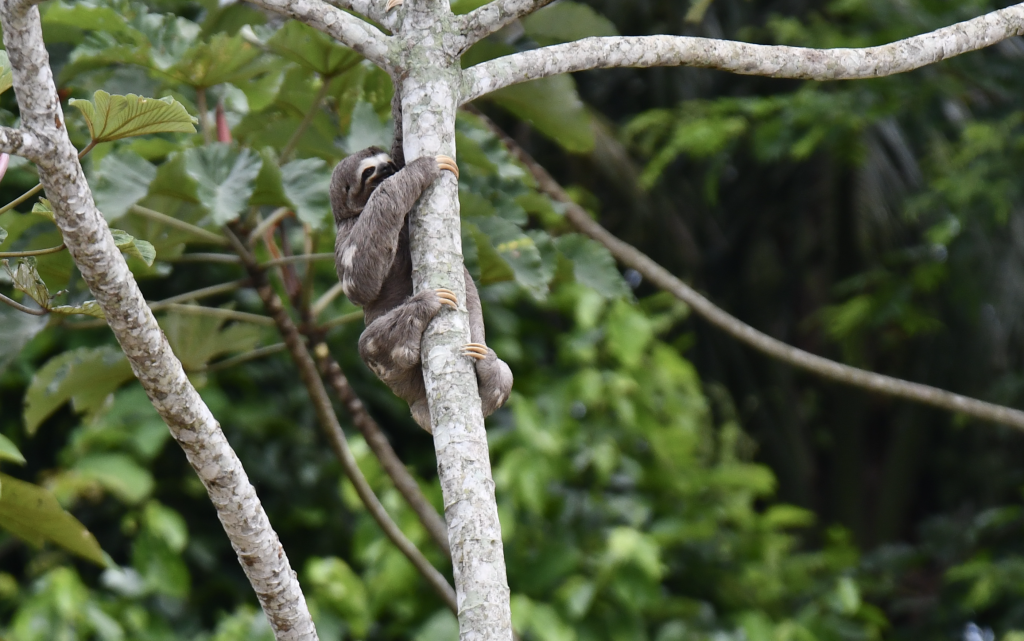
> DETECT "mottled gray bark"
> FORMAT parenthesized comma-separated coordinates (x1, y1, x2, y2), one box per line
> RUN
(453, 0, 555, 52)
(461, 3, 1024, 102)
(248, 0, 392, 67)
(0, 2, 317, 639)
(394, 2, 514, 639)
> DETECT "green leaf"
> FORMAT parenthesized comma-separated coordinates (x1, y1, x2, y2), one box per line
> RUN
(69, 90, 197, 143)
(0, 473, 107, 566)
(42, 0, 131, 38)
(183, 144, 263, 224)
(0, 51, 12, 96)
(142, 501, 188, 553)
(171, 33, 267, 88)
(3, 257, 51, 309)
(73, 453, 154, 505)
(49, 300, 105, 318)
(91, 151, 157, 221)
(159, 309, 263, 371)
(604, 299, 654, 368)
(555, 234, 630, 299)
(521, 1, 618, 45)
(266, 20, 363, 77)
(281, 157, 331, 228)
(0, 226, 7, 245)
(31, 198, 55, 220)
(0, 301, 47, 376)
(23, 346, 135, 435)
(471, 217, 550, 299)
(110, 229, 157, 266)
(343, 100, 391, 153)
(489, 76, 594, 153)
(133, 530, 190, 598)
(0, 434, 25, 465)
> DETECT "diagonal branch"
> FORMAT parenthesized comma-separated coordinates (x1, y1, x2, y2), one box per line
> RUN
(0, 3, 319, 640)
(461, 3, 1024, 102)
(481, 113, 1024, 431)
(228, 229, 459, 613)
(453, 0, 555, 52)
(246, 0, 392, 68)
(324, 0, 387, 26)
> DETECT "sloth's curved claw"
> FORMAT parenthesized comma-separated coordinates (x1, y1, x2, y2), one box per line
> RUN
(435, 288, 458, 309)
(436, 155, 460, 179)
(385, 0, 403, 11)
(462, 343, 489, 360)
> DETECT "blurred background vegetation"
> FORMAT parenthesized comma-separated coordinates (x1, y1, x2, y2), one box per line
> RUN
(2, 0, 1024, 639)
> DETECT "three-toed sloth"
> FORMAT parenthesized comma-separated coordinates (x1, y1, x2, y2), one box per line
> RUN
(330, 97, 513, 432)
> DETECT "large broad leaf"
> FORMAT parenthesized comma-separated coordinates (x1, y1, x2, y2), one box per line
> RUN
(42, 0, 131, 40)
(183, 144, 263, 224)
(489, 76, 594, 153)
(110, 229, 157, 266)
(266, 20, 362, 77)
(521, 1, 618, 45)
(70, 91, 197, 143)
(24, 346, 135, 435)
(0, 473, 107, 566)
(0, 51, 12, 96)
(342, 100, 392, 154)
(0, 434, 26, 465)
(470, 217, 550, 299)
(281, 157, 331, 228)
(555, 234, 630, 299)
(171, 33, 268, 88)
(91, 150, 157, 221)
(72, 453, 154, 505)
(159, 309, 263, 372)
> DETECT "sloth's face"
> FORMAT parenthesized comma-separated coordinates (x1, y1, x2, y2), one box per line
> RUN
(330, 147, 398, 220)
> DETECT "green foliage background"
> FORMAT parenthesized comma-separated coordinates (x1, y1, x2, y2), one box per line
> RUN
(1, 0, 1024, 640)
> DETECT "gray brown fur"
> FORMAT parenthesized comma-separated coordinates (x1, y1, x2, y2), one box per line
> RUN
(331, 96, 513, 432)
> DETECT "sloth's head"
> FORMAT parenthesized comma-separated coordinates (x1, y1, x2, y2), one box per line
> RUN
(330, 147, 398, 221)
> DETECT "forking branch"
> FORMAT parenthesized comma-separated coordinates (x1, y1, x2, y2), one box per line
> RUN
(453, 0, 556, 52)
(460, 3, 1024, 102)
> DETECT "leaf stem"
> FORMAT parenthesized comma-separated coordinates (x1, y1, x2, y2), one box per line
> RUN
(0, 242, 65, 258)
(129, 205, 230, 246)
(151, 279, 249, 307)
(260, 253, 334, 269)
(155, 303, 276, 326)
(202, 343, 288, 372)
(319, 309, 363, 330)
(0, 291, 47, 316)
(311, 281, 346, 317)
(167, 253, 242, 264)
(247, 207, 292, 246)
(280, 77, 332, 162)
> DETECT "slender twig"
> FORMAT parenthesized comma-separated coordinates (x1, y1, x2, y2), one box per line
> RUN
(312, 282, 346, 317)
(0, 291, 46, 315)
(482, 114, 1024, 431)
(260, 253, 335, 269)
(151, 279, 249, 307)
(248, 207, 293, 246)
(0, 242, 64, 258)
(313, 342, 452, 557)
(0, 141, 96, 217)
(320, 309, 364, 330)
(225, 226, 458, 613)
(280, 79, 331, 163)
(203, 343, 289, 372)
(130, 205, 230, 246)
(156, 303, 276, 326)
(167, 253, 242, 264)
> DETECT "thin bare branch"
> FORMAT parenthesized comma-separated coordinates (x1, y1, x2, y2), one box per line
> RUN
(151, 303, 277, 326)
(0, 242, 64, 258)
(245, 0, 392, 68)
(204, 343, 288, 372)
(168, 252, 242, 264)
(461, 3, 1024, 102)
(483, 114, 1024, 431)
(319, 309, 364, 330)
(453, 0, 555, 52)
(129, 205, 230, 246)
(228, 227, 458, 612)
(0, 3, 318, 638)
(0, 290, 46, 315)
(248, 207, 293, 246)
(260, 252, 335, 269)
(153, 280, 249, 307)
(311, 281, 346, 317)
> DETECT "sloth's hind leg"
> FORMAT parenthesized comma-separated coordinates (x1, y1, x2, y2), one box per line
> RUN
(358, 288, 456, 380)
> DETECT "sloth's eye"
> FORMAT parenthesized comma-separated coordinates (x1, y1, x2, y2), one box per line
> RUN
(362, 167, 375, 181)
